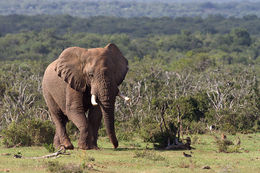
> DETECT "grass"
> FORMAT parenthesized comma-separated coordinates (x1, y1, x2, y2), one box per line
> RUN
(0, 133, 259, 173)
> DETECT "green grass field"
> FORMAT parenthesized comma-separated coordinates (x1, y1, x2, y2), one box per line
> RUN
(0, 133, 259, 173)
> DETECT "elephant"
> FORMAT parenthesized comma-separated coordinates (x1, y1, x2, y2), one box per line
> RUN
(42, 43, 129, 150)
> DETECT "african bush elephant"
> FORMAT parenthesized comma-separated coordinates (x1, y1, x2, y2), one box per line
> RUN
(42, 43, 128, 150)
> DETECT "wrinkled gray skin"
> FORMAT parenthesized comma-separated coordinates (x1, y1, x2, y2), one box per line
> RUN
(42, 43, 128, 150)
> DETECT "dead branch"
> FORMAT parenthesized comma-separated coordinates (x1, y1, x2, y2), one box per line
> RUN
(14, 148, 70, 159)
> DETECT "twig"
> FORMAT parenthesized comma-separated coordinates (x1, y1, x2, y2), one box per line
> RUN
(14, 148, 69, 159)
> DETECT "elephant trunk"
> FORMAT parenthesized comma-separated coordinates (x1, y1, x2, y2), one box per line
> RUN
(100, 102, 118, 148)
(96, 80, 118, 149)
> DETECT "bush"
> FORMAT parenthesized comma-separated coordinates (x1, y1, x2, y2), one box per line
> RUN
(117, 130, 134, 141)
(213, 135, 240, 153)
(98, 127, 107, 137)
(140, 121, 175, 149)
(1, 119, 55, 147)
(115, 121, 135, 141)
(189, 121, 207, 134)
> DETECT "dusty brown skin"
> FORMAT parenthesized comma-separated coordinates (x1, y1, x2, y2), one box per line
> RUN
(42, 43, 128, 150)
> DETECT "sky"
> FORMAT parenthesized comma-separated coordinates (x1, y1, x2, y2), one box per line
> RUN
(94, 0, 259, 2)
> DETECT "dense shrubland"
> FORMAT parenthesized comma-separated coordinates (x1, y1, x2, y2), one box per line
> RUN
(0, 15, 259, 148)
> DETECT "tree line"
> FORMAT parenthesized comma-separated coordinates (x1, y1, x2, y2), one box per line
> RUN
(0, 28, 259, 66)
(1, 15, 260, 37)
(1, 0, 260, 18)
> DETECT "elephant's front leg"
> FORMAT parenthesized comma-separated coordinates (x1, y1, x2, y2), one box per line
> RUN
(88, 106, 102, 149)
(67, 111, 91, 149)
(66, 87, 93, 150)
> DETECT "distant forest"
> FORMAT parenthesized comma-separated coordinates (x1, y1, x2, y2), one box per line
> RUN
(1, 0, 260, 18)
(1, 14, 260, 37)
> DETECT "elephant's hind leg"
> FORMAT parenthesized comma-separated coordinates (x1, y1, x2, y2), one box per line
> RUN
(51, 110, 74, 150)
(53, 132, 60, 148)
(43, 92, 74, 150)
(55, 114, 73, 149)
(53, 115, 68, 148)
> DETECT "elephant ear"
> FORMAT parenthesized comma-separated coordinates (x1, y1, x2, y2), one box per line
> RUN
(105, 43, 128, 85)
(55, 47, 87, 92)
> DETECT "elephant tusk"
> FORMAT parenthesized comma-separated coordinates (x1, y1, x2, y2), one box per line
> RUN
(118, 92, 130, 102)
(91, 95, 98, 106)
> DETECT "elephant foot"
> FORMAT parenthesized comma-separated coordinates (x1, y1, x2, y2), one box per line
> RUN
(54, 143, 74, 150)
(60, 139, 74, 150)
(63, 143, 74, 150)
(89, 145, 100, 150)
(54, 134, 74, 149)
(78, 143, 89, 150)
(87, 146, 100, 150)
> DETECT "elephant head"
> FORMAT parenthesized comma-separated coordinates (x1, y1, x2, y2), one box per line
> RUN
(54, 43, 128, 148)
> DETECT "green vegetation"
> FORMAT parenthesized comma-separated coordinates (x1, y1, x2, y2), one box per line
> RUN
(2, 15, 260, 37)
(0, 134, 259, 172)
(0, 5, 259, 171)
(2, 119, 54, 147)
(0, 15, 259, 149)
(46, 161, 84, 173)
(43, 143, 55, 153)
